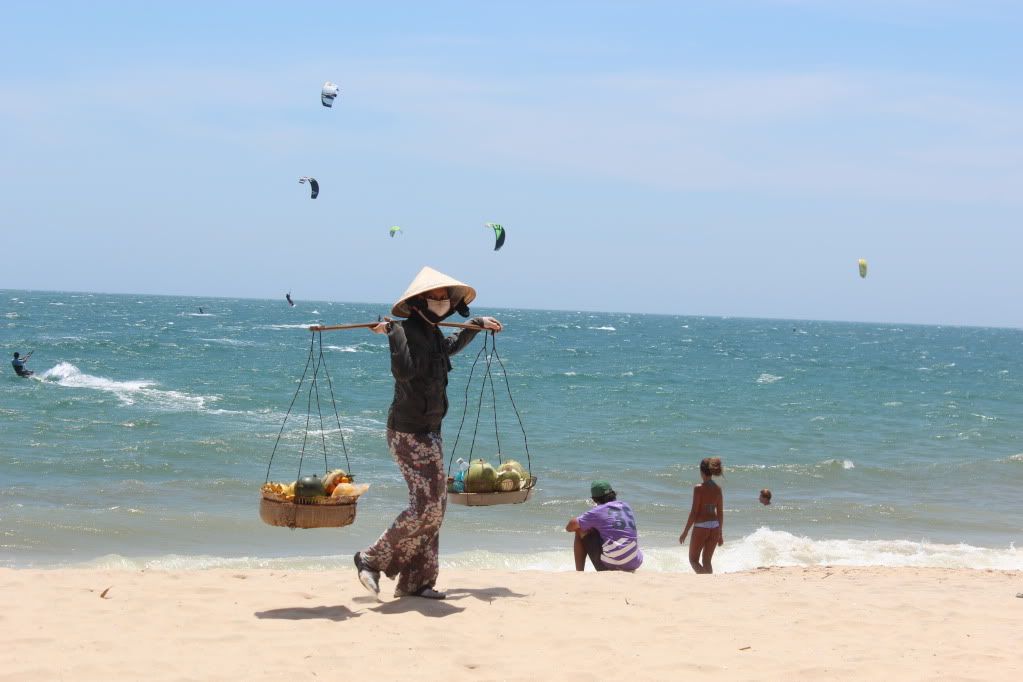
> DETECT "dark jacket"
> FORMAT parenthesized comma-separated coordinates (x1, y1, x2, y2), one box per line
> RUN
(385, 314, 485, 434)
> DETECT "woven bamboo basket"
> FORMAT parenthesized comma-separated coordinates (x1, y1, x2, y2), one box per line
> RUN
(259, 492, 358, 529)
(447, 476, 537, 507)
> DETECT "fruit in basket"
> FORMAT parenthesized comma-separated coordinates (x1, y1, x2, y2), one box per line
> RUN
(496, 469, 522, 492)
(323, 469, 351, 495)
(295, 475, 326, 501)
(331, 482, 369, 499)
(261, 481, 296, 500)
(497, 459, 527, 481)
(465, 459, 498, 493)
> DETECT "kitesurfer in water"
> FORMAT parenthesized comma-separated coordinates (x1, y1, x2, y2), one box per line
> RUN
(353, 266, 502, 600)
(285, 293, 295, 307)
(11, 351, 33, 377)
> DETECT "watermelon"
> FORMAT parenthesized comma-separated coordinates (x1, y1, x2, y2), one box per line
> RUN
(294, 474, 326, 501)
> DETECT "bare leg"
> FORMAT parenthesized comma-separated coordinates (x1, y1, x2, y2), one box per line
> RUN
(687, 527, 712, 576)
(689, 527, 710, 573)
(700, 528, 721, 574)
(575, 530, 607, 571)
(573, 532, 587, 571)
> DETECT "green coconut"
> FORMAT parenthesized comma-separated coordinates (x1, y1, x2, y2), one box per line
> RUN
(496, 469, 522, 492)
(497, 459, 527, 483)
(465, 459, 498, 493)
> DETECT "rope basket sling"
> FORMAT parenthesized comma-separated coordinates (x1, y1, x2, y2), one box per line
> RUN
(260, 331, 360, 529)
(446, 331, 537, 507)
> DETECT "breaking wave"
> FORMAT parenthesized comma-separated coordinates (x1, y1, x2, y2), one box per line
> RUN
(37, 362, 216, 410)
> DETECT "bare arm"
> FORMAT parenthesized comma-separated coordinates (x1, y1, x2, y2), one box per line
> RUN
(565, 517, 580, 533)
(679, 485, 701, 545)
(717, 488, 724, 546)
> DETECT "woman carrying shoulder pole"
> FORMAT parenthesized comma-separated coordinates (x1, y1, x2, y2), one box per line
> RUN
(354, 266, 502, 600)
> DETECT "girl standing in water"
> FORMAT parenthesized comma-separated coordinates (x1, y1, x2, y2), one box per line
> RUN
(679, 457, 724, 574)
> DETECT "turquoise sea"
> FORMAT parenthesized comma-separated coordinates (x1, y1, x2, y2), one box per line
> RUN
(2, 290, 1022, 572)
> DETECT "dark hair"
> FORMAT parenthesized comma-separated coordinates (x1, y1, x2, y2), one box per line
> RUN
(700, 457, 723, 477)
(593, 491, 617, 504)
(759, 488, 772, 500)
(13, 352, 19, 358)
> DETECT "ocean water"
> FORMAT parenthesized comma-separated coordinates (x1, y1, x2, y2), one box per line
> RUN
(2, 290, 1022, 573)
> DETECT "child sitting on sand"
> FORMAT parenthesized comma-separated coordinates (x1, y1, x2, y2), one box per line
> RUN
(565, 481, 643, 572)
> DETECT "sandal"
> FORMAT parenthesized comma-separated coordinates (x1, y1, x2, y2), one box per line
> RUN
(395, 586, 447, 600)
(353, 552, 380, 598)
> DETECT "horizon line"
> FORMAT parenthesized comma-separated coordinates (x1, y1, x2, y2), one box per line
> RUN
(3, 286, 1020, 332)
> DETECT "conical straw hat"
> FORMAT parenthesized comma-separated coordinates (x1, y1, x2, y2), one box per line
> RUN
(391, 266, 477, 318)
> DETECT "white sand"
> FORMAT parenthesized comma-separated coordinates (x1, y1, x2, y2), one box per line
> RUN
(1, 566, 1020, 681)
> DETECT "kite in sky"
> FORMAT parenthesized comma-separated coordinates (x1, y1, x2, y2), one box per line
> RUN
(485, 222, 506, 251)
(321, 81, 339, 108)
(299, 177, 319, 199)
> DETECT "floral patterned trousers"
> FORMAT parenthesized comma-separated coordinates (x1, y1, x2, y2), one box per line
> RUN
(361, 430, 447, 594)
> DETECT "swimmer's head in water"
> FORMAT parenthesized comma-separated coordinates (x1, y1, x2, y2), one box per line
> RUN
(759, 489, 772, 505)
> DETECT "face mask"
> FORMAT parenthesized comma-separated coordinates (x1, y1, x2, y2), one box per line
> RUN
(426, 299, 450, 317)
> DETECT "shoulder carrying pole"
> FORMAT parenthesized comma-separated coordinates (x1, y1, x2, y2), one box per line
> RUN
(309, 321, 486, 332)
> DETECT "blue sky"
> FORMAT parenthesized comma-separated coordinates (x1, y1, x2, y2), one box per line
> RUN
(2, 1, 1021, 326)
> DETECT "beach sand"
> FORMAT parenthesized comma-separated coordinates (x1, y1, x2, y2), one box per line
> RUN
(1, 566, 1019, 681)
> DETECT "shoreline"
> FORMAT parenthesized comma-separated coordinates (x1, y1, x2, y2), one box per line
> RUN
(2, 565, 1019, 681)
(6, 527, 1023, 573)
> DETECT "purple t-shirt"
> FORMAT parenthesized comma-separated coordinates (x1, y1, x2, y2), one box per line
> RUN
(576, 500, 643, 571)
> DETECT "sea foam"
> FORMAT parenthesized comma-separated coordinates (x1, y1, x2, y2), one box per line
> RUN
(74, 528, 1023, 573)
(37, 362, 215, 410)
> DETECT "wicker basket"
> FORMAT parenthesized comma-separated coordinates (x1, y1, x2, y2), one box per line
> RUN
(259, 492, 358, 529)
(447, 476, 537, 507)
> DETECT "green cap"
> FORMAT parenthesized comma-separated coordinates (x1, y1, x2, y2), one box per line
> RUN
(590, 480, 613, 498)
